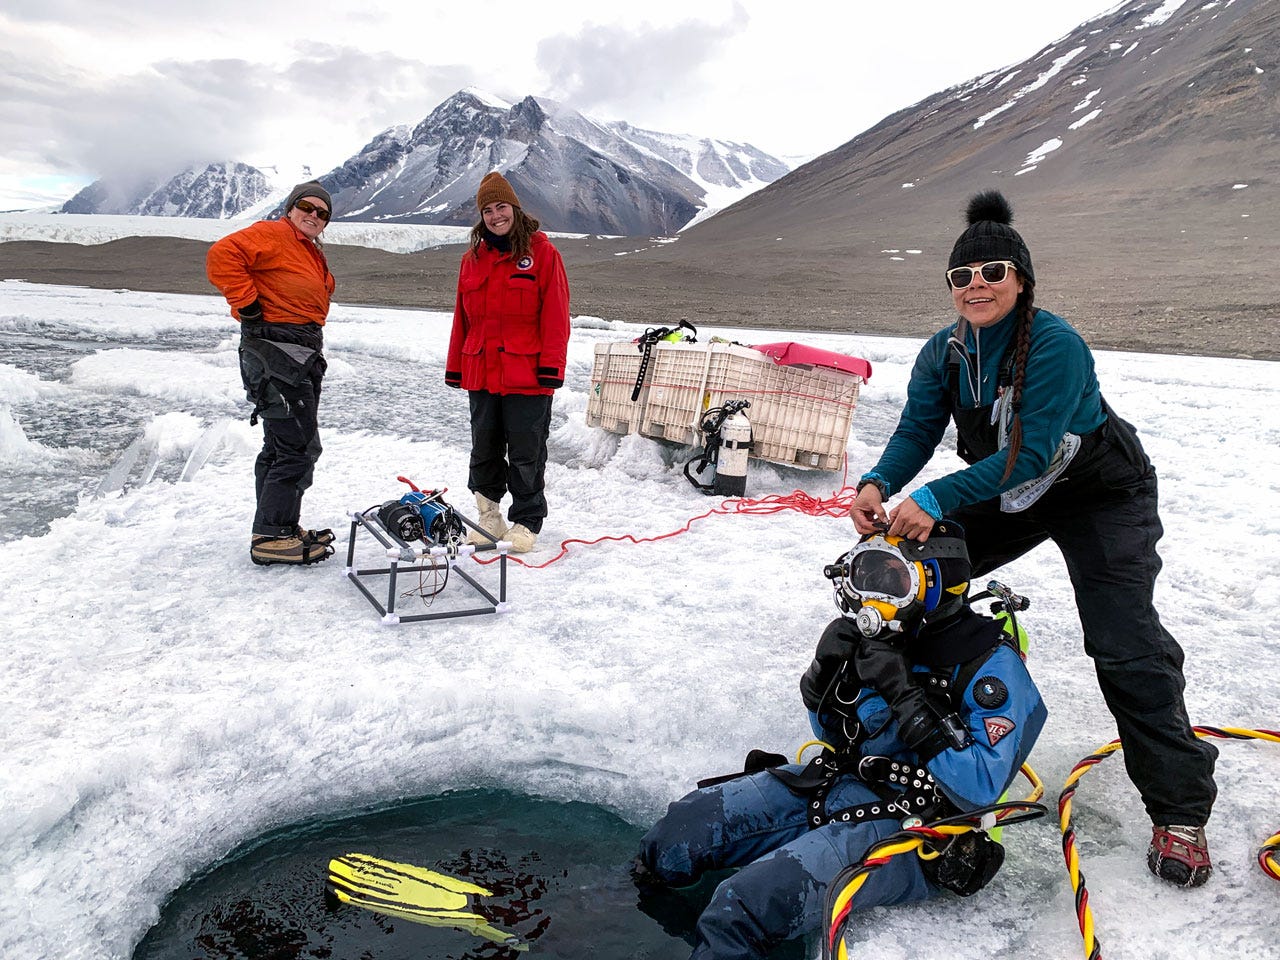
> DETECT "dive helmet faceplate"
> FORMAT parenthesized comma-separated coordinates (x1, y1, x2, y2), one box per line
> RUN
(825, 522, 971, 636)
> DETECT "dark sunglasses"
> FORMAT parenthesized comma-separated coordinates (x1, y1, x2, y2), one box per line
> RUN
(293, 198, 331, 221)
(946, 260, 1015, 289)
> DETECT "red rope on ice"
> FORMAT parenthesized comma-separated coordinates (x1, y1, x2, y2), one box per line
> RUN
(473, 458, 859, 569)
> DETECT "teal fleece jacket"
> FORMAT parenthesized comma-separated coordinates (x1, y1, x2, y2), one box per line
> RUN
(865, 308, 1106, 515)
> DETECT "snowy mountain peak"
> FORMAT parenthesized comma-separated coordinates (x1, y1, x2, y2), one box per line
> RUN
(60, 161, 274, 219)
(458, 86, 513, 111)
(54, 89, 792, 233)
(310, 88, 792, 234)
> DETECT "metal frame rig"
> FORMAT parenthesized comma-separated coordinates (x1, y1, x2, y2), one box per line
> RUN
(343, 505, 509, 625)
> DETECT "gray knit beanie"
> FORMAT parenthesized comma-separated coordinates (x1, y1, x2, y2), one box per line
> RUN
(947, 191, 1034, 284)
(285, 180, 333, 216)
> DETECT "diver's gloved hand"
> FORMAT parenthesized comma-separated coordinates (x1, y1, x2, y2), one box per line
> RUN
(853, 638, 972, 760)
(800, 619, 861, 711)
(895, 702, 973, 761)
(851, 637, 916, 707)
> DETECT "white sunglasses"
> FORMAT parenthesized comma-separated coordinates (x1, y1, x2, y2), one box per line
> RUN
(946, 260, 1016, 289)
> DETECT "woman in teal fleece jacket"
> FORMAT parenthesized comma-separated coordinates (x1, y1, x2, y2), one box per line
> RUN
(848, 190, 1217, 889)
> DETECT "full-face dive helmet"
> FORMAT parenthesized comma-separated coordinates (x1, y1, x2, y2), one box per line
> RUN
(824, 521, 971, 637)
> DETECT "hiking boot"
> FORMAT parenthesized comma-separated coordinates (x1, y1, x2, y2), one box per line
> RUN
(295, 525, 336, 546)
(506, 523, 537, 554)
(1148, 824, 1211, 887)
(251, 534, 334, 566)
(466, 493, 508, 546)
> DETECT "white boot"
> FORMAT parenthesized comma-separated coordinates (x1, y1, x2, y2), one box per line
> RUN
(506, 523, 537, 553)
(467, 493, 508, 546)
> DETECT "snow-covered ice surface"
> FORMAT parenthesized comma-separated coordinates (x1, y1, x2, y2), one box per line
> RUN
(1, 280, 1277, 960)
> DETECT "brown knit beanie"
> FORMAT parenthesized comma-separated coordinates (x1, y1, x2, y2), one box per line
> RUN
(285, 180, 333, 215)
(947, 190, 1034, 283)
(476, 171, 520, 211)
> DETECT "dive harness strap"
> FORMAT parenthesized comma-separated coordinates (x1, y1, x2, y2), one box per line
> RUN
(696, 748, 789, 789)
(768, 752, 948, 829)
(683, 399, 752, 494)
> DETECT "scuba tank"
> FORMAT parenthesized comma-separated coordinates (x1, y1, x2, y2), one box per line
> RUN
(683, 400, 753, 496)
(713, 407, 752, 497)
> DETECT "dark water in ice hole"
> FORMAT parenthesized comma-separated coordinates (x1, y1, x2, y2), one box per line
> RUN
(130, 788, 802, 960)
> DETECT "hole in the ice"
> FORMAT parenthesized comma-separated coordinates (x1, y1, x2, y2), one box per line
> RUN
(133, 788, 700, 960)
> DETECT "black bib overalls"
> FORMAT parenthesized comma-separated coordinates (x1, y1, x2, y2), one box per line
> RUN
(947, 385, 1217, 825)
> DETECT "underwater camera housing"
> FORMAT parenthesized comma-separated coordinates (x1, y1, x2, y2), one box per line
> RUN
(377, 491, 466, 547)
(346, 478, 508, 626)
(377, 499, 425, 543)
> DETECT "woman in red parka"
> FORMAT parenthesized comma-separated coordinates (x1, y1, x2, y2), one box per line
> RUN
(445, 172, 570, 553)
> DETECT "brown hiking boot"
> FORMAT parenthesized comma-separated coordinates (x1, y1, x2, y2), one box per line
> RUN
(295, 525, 336, 546)
(251, 534, 334, 566)
(1148, 824, 1211, 887)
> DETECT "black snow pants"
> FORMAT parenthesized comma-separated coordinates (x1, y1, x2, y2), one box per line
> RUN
(468, 390, 553, 534)
(952, 414, 1217, 826)
(239, 324, 325, 539)
(252, 369, 323, 538)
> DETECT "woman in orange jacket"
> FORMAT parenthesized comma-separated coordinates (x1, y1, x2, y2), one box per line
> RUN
(445, 172, 571, 553)
(206, 181, 337, 566)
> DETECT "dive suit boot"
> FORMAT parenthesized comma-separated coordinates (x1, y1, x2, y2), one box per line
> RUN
(467, 493, 508, 546)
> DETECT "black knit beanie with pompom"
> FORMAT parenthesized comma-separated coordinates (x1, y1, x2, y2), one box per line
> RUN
(946, 190, 1034, 284)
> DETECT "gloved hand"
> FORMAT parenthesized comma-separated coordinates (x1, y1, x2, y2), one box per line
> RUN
(800, 619, 861, 712)
(921, 831, 1005, 896)
(851, 637, 917, 711)
(853, 637, 971, 759)
(236, 299, 264, 323)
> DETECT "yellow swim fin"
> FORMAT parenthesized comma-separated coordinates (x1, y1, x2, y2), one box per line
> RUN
(327, 852, 527, 950)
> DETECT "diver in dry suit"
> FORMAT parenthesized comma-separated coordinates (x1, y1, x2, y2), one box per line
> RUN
(849, 189, 1216, 886)
(635, 523, 1046, 959)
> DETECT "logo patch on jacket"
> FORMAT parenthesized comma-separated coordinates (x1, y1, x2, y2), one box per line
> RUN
(516, 254, 534, 270)
(973, 676, 1008, 709)
(984, 716, 1015, 746)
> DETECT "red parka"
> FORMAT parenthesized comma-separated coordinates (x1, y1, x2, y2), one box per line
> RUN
(206, 219, 335, 325)
(445, 232, 570, 396)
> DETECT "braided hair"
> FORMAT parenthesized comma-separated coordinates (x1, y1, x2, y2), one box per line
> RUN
(1000, 280, 1036, 484)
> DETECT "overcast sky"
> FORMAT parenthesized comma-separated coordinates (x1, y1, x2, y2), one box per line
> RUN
(0, 0, 1127, 210)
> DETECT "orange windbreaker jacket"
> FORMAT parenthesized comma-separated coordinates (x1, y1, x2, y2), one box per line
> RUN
(206, 219, 335, 326)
